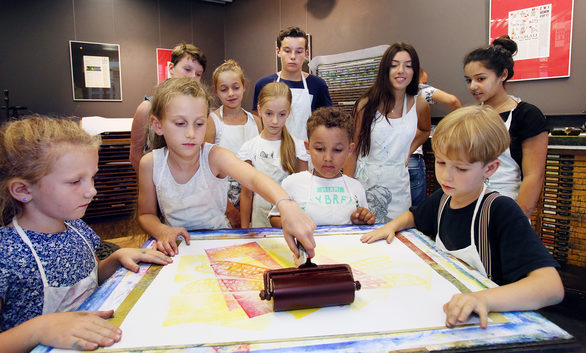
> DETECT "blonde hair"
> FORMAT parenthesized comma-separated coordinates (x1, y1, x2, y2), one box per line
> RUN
(212, 59, 247, 92)
(0, 115, 101, 225)
(149, 77, 214, 150)
(432, 105, 510, 164)
(257, 82, 296, 174)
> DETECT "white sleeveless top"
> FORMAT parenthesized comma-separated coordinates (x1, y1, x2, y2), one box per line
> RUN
(355, 95, 418, 222)
(153, 143, 230, 230)
(210, 107, 259, 154)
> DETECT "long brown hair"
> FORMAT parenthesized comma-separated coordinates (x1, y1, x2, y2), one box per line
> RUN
(354, 42, 420, 157)
(257, 82, 296, 174)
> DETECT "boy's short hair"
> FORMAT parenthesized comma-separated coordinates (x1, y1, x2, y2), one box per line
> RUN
(171, 43, 207, 72)
(432, 105, 510, 164)
(306, 107, 354, 141)
(277, 26, 308, 50)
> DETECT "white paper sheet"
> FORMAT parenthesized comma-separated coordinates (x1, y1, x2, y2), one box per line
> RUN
(104, 234, 465, 350)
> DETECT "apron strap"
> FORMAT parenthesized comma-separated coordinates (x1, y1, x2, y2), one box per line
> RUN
(477, 192, 501, 280)
(437, 193, 450, 234)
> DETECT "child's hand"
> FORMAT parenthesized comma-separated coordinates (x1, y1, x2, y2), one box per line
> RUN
(114, 248, 173, 272)
(360, 223, 397, 243)
(351, 207, 375, 225)
(155, 226, 191, 256)
(37, 310, 121, 350)
(279, 200, 316, 258)
(443, 292, 489, 329)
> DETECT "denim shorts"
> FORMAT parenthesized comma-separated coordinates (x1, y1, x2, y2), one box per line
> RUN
(408, 154, 426, 207)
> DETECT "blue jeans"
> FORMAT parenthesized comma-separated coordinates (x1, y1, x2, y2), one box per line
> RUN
(408, 154, 426, 207)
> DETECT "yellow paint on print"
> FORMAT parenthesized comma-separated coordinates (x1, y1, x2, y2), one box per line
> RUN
(163, 294, 247, 327)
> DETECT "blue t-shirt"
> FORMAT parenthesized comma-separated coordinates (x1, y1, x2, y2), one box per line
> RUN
(0, 219, 100, 331)
(252, 73, 332, 111)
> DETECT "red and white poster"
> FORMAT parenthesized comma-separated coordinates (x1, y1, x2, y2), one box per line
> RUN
(156, 48, 173, 84)
(490, 0, 573, 81)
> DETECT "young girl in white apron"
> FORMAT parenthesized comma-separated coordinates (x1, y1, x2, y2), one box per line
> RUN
(464, 35, 548, 217)
(0, 116, 171, 351)
(238, 82, 309, 227)
(139, 78, 316, 257)
(206, 60, 262, 225)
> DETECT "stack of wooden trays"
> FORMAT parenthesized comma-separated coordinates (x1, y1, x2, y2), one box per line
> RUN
(84, 131, 137, 220)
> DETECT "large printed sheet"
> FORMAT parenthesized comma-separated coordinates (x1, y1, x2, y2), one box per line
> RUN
(101, 234, 466, 350)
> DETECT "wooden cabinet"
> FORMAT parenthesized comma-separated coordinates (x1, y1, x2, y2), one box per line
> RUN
(533, 148, 586, 267)
(84, 131, 137, 220)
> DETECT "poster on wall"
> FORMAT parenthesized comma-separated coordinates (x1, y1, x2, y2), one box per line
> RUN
(156, 48, 173, 84)
(490, 0, 574, 81)
(69, 41, 122, 101)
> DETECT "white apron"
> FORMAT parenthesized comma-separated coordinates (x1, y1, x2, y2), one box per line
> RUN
(13, 217, 98, 314)
(435, 184, 488, 276)
(251, 145, 290, 228)
(355, 95, 416, 222)
(211, 107, 260, 209)
(277, 72, 313, 141)
(154, 145, 230, 230)
(305, 172, 358, 225)
(486, 98, 522, 200)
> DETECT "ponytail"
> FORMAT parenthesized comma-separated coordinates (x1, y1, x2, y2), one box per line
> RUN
(279, 126, 297, 174)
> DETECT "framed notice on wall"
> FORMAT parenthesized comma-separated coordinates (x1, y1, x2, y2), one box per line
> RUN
(69, 40, 122, 101)
(490, 0, 574, 81)
(156, 48, 173, 84)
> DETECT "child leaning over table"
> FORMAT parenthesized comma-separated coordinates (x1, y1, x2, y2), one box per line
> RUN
(269, 107, 375, 227)
(361, 105, 563, 329)
(0, 116, 172, 352)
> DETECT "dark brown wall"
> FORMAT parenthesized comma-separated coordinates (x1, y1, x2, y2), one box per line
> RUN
(227, 0, 586, 117)
(0, 0, 225, 118)
(1, 0, 584, 119)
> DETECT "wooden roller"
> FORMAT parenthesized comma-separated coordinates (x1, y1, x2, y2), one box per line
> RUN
(259, 263, 361, 311)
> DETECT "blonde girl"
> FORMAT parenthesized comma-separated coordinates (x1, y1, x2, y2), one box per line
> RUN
(0, 116, 170, 351)
(138, 78, 316, 258)
(238, 82, 309, 228)
(205, 60, 262, 227)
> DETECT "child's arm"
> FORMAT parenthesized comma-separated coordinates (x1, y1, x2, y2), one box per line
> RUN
(296, 158, 308, 172)
(210, 146, 316, 257)
(343, 98, 367, 177)
(98, 248, 173, 284)
(252, 114, 263, 134)
(517, 131, 548, 218)
(407, 97, 431, 159)
(269, 215, 282, 228)
(360, 210, 415, 243)
(137, 153, 191, 256)
(0, 305, 121, 352)
(225, 200, 241, 228)
(130, 100, 151, 172)
(204, 114, 217, 144)
(431, 89, 462, 111)
(443, 266, 564, 329)
(239, 161, 254, 229)
(351, 207, 375, 225)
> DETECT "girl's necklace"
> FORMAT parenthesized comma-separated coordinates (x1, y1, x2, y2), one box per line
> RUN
(490, 96, 514, 113)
